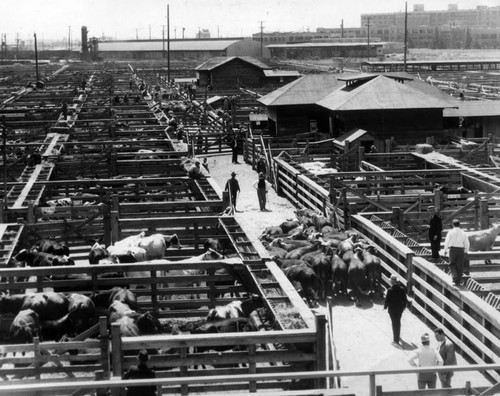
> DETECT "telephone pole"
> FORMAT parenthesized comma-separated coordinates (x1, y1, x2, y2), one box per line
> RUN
(167, 3, 170, 83)
(366, 17, 371, 60)
(68, 25, 71, 59)
(162, 25, 165, 59)
(258, 21, 264, 58)
(341, 20, 344, 38)
(404, 2, 408, 72)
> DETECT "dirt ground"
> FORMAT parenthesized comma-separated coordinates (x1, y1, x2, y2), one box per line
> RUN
(206, 153, 493, 396)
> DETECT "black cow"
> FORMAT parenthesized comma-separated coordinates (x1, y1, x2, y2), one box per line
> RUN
(32, 240, 70, 256)
(15, 249, 74, 267)
(309, 253, 333, 299)
(331, 251, 348, 296)
(88, 241, 109, 265)
(10, 309, 40, 343)
(348, 249, 370, 306)
(283, 264, 320, 308)
(0, 292, 69, 321)
(66, 294, 97, 336)
(91, 287, 139, 311)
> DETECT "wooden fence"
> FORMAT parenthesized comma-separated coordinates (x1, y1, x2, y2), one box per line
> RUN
(351, 214, 500, 383)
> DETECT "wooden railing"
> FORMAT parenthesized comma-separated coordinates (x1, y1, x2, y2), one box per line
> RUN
(351, 214, 500, 383)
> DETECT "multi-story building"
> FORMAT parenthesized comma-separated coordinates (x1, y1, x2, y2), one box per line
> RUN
(361, 4, 500, 48)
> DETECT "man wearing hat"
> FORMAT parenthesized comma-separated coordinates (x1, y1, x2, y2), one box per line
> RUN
(383, 274, 408, 345)
(122, 349, 156, 396)
(434, 327, 457, 388)
(428, 206, 443, 260)
(253, 172, 270, 211)
(408, 333, 443, 389)
(225, 171, 241, 212)
(443, 219, 470, 286)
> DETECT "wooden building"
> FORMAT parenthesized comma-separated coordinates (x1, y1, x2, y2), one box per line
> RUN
(258, 73, 457, 144)
(195, 56, 271, 88)
(98, 38, 261, 61)
(444, 101, 500, 138)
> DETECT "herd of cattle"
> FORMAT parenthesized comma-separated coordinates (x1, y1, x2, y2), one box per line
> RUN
(260, 208, 383, 307)
(2, 230, 267, 351)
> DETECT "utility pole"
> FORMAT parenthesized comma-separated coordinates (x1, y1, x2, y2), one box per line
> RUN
(341, 20, 344, 38)
(68, 25, 71, 59)
(217, 25, 219, 38)
(198, 26, 201, 38)
(366, 17, 371, 61)
(162, 25, 165, 59)
(34, 33, 39, 84)
(136, 28, 138, 40)
(16, 33, 19, 59)
(167, 3, 170, 83)
(174, 27, 176, 39)
(259, 21, 264, 58)
(182, 27, 185, 39)
(404, 1, 408, 72)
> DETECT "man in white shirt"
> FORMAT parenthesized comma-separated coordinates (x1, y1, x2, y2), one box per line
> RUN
(443, 219, 470, 286)
(408, 333, 443, 389)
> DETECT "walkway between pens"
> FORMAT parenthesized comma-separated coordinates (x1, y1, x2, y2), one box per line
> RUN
(207, 153, 491, 396)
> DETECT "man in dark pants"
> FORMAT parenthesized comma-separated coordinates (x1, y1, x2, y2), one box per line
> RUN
(123, 350, 156, 396)
(434, 327, 457, 388)
(444, 219, 470, 286)
(225, 171, 240, 212)
(384, 274, 408, 345)
(428, 206, 443, 260)
(230, 133, 239, 164)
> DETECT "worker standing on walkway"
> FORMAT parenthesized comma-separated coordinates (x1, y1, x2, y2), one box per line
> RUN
(428, 206, 443, 261)
(408, 333, 443, 390)
(253, 172, 270, 211)
(443, 219, 469, 286)
(434, 327, 457, 388)
(384, 274, 408, 345)
(225, 171, 240, 212)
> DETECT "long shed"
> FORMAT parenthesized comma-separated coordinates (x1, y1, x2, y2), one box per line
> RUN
(195, 56, 271, 88)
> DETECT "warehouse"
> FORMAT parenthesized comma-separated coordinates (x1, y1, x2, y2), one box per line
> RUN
(258, 72, 457, 143)
(98, 37, 262, 61)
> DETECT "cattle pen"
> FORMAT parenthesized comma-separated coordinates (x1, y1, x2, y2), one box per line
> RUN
(1, 61, 500, 396)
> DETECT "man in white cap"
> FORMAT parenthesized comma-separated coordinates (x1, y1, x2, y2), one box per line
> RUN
(383, 274, 408, 345)
(408, 333, 443, 389)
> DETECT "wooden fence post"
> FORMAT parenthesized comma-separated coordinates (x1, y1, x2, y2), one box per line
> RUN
(111, 323, 122, 378)
(110, 211, 119, 244)
(480, 199, 489, 230)
(405, 253, 415, 298)
(315, 313, 327, 389)
(99, 316, 110, 377)
(34, 336, 41, 380)
(27, 201, 35, 224)
(248, 344, 257, 392)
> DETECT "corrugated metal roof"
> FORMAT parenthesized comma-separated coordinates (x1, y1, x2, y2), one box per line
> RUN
(195, 56, 270, 71)
(258, 74, 343, 106)
(443, 101, 500, 117)
(263, 70, 301, 77)
(99, 40, 240, 52)
(318, 75, 455, 111)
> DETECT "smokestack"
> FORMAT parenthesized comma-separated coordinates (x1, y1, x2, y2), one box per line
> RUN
(81, 26, 89, 61)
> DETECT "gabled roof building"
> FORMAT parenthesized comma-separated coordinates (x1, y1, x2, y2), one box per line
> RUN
(258, 73, 457, 145)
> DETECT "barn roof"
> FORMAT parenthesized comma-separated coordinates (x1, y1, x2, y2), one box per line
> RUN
(263, 70, 302, 77)
(258, 74, 343, 106)
(99, 40, 241, 52)
(195, 56, 271, 71)
(317, 75, 455, 111)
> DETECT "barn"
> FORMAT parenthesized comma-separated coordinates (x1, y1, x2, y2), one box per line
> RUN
(258, 72, 457, 142)
(444, 101, 500, 138)
(195, 56, 271, 88)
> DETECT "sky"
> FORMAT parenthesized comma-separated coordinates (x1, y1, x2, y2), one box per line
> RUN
(1, 0, 499, 43)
